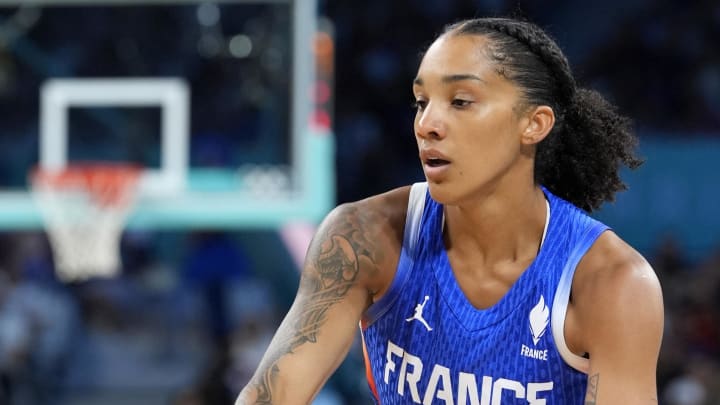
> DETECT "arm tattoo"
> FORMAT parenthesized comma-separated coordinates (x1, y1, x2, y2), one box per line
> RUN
(248, 206, 382, 403)
(585, 373, 599, 405)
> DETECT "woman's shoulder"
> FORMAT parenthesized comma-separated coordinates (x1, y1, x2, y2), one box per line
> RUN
(333, 185, 413, 234)
(322, 185, 414, 296)
(574, 231, 658, 294)
(569, 231, 663, 352)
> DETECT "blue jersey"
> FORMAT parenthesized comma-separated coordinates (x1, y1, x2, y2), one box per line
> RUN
(360, 183, 609, 404)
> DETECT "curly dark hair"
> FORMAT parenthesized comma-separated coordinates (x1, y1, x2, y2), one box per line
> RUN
(443, 18, 642, 212)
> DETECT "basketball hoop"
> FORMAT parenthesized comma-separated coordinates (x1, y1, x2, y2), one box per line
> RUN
(30, 164, 142, 282)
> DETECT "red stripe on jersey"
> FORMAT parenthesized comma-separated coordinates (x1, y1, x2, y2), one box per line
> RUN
(361, 332, 380, 403)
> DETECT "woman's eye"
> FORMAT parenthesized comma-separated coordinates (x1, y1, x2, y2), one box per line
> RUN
(451, 99, 472, 108)
(412, 100, 427, 111)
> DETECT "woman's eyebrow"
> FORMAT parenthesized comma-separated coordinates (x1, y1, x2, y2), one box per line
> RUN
(413, 74, 485, 86)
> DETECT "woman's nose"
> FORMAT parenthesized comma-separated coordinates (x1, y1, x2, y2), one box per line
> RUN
(415, 104, 446, 139)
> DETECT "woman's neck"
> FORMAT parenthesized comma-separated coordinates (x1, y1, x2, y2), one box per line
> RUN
(443, 183, 548, 266)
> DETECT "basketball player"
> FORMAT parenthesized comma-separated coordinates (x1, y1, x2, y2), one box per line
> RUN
(236, 18, 663, 404)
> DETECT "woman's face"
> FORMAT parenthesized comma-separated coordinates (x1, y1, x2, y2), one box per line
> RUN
(413, 34, 532, 205)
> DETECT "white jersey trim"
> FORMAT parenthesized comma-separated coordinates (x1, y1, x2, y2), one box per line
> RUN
(551, 223, 608, 374)
(403, 182, 428, 257)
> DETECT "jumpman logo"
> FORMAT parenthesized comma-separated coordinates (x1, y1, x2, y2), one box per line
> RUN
(406, 295, 433, 331)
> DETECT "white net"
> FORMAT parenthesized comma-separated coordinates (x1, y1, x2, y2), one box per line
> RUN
(30, 165, 141, 282)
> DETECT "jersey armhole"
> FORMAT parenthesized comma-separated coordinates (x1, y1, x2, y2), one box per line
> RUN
(362, 182, 428, 329)
(551, 222, 609, 373)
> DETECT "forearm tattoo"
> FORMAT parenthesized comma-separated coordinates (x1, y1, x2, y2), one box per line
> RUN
(585, 373, 599, 405)
(247, 206, 382, 403)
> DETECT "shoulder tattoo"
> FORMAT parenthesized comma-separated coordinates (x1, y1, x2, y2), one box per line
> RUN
(247, 205, 383, 403)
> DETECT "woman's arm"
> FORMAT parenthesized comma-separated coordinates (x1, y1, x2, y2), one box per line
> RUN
(236, 199, 401, 404)
(574, 232, 664, 404)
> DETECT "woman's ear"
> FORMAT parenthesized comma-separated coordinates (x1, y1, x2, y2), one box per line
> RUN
(521, 105, 555, 145)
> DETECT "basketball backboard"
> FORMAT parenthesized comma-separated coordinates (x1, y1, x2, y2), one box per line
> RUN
(0, 0, 334, 229)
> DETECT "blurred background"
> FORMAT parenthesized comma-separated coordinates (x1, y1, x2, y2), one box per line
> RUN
(0, 0, 718, 404)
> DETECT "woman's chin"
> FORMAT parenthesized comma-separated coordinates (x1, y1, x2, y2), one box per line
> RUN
(426, 182, 459, 205)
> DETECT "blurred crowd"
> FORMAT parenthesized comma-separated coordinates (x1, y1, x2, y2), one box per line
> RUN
(0, 231, 298, 405)
(653, 237, 720, 404)
(0, 0, 718, 404)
